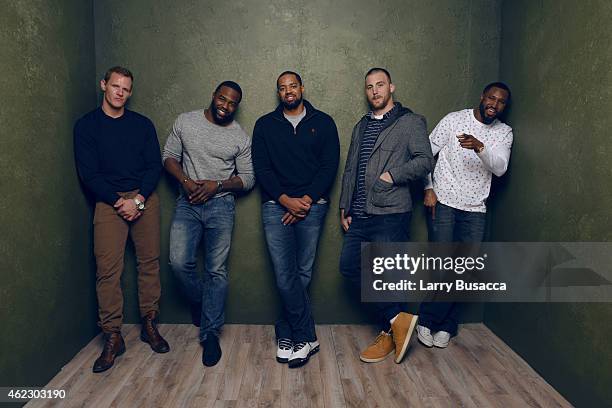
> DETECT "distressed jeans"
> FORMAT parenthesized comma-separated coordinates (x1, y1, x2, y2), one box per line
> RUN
(169, 195, 235, 342)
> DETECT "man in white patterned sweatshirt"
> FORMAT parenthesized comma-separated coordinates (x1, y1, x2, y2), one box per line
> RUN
(162, 81, 255, 367)
(417, 82, 513, 348)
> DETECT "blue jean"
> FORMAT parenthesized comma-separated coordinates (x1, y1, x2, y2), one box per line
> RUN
(169, 195, 235, 342)
(262, 201, 328, 342)
(339, 212, 412, 331)
(419, 202, 486, 335)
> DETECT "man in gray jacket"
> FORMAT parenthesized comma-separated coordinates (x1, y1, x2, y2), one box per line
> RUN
(339, 68, 434, 364)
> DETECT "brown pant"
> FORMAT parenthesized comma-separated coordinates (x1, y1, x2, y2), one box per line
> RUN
(93, 191, 161, 333)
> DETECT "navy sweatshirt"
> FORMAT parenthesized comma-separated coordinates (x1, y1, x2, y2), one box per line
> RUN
(74, 108, 162, 205)
(252, 100, 340, 203)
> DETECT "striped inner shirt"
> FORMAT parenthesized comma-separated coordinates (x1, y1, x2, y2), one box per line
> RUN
(350, 105, 397, 218)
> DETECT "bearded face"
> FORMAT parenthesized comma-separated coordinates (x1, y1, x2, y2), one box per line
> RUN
(277, 74, 304, 111)
(478, 87, 509, 124)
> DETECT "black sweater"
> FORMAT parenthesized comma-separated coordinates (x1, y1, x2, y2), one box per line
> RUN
(252, 100, 340, 203)
(74, 108, 162, 205)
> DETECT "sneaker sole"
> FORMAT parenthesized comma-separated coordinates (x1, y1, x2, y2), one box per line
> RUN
(276, 356, 289, 364)
(417, 332, 433, 348)
(359, 348, 394, 363)
(288, 345, 320, 368)
(433, 339, 449, 348)
(394, 314, 418, 363)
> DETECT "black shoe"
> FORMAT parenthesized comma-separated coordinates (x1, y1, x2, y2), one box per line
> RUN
(201, 335, 222, 367)
(190, 303, 202, 327)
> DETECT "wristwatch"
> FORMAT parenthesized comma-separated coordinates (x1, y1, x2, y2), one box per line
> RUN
(133, 197, 146, 211)
(476, 144, 485, 154)
(216, 180, 223, 193)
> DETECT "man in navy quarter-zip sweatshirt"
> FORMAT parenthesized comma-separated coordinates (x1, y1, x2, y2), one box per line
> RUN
(252, 71, 340, 368)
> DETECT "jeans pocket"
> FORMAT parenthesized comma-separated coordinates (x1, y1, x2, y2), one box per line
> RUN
(262, 202, 285, 226)
(308, 202, 329, 222)
(176, 194, 189, 205)
(221, 195, 236, 213)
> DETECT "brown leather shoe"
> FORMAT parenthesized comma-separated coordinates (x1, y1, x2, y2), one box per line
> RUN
(93, 332, 126, 373)
(141, 311, 170, 353)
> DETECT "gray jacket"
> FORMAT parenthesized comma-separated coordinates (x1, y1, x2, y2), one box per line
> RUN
(339, 103, 434, 215)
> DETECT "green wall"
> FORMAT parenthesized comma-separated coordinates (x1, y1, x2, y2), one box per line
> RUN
(485, 1, 612, 406)
(0, 0, 98, 387)
(93, 0, 501, 325)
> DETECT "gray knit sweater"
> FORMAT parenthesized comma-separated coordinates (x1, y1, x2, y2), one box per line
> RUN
(162, 109, 255, 196)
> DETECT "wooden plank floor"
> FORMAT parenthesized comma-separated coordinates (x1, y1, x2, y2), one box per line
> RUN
(27, 324, 572, 408)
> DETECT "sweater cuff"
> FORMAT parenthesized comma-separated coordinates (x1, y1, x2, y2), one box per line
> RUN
(305, 189, 322, 204)
(273, 190, 285, 202)
(102, 191, 121, 206)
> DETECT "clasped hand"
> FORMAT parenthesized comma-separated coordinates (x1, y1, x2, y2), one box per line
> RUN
(114, 195, 144, 222)
(185, 179, 218, 204)
(279, 194, 312, 225)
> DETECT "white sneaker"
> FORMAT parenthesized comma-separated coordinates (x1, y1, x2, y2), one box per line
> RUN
(288, 341, 319, 368)
(416, 325, 433, 347)
(276, 338, 293, 363)
(433, 331, 451, 348)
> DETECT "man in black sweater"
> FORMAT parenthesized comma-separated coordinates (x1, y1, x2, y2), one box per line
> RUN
(74, 66, 169, 374)
(252, 71, 340, 368)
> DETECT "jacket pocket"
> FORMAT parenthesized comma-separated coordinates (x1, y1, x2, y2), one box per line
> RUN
(370, 178, 398, 207)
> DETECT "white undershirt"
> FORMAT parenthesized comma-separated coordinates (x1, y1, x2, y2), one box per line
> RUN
(284, 107, 306, 129)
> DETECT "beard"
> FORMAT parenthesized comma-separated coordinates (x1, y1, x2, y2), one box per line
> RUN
(369, 94, 389, 110)
(210, 102, 234, 125)
(479, 102, 497, 125)
(282, 95, 303, 110)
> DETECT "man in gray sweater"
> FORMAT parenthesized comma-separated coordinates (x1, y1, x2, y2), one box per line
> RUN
(163, 81, 254, 367)
(339, 68, 434, 364)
